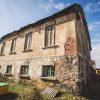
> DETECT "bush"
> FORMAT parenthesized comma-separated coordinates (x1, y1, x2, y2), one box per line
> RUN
(0, 75, 15, 83)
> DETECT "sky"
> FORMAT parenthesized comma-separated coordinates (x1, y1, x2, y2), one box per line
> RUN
(0, 0, 100, 68)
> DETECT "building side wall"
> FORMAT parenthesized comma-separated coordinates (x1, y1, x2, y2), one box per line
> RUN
(75, 14, 92, 93)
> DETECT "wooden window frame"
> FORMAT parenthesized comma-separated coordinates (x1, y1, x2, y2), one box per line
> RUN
(20, 65, 29, 76)
(0, 42, 5, 56)
(10, 37, 17, 54)
(44, 25, 55, 47)
(24, 33, 32, 51)
(42, 65, 55, 77)
(5, 65, 12, 74)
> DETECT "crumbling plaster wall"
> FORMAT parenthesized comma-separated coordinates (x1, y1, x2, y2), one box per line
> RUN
(0, 12, 81, 94)
(75, 13, 92, 93)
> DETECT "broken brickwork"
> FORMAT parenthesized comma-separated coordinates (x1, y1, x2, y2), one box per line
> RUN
(64, 37, 77, 57)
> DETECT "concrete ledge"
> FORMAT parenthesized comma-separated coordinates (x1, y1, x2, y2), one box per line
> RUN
(18, 74, 29, 78)
(42, 45, 59, 49)
(22, 49, 33, 53)
(40, 77, 56, 80)
(9, 52, 17, 55)
(4, 73, 12, 77)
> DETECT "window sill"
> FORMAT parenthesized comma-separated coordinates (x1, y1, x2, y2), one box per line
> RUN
(23, 49, 33, 52)
(4, 73, 12, 76)
(18, 74, 29, 78)
(0, 54, 5, 56)
(9, 52, 16, 55)
(40, 77, 56, 80)
(42, 45, 59, 49)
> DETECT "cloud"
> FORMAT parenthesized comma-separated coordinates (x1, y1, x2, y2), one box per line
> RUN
(91, 43, 100, 68)
(91, 39, 100, 45)
(88, 21, 100, 32)
(40, 0, 70, 11)
(85, 1, 100, 12)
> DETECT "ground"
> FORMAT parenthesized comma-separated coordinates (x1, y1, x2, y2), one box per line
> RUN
(0, 75, 100, 100)
(0, 81, 91, 100)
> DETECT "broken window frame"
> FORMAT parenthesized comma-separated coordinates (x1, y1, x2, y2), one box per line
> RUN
(20, 65, 29, 75)
(10, 37, 17, 54)
(42, 65, 55, 77)
(44, 25, 55, 47)
(24, 33, 32, 51)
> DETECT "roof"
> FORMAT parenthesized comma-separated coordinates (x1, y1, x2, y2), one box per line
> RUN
(0, 3, 92, 50)
(96, 68, 100, 70)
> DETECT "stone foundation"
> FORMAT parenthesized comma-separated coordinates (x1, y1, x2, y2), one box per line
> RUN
(0, 55, 82, 94)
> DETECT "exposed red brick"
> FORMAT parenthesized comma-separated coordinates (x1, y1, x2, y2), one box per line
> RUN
(55, 62, 60, 80)
(64, 37, 77, 56)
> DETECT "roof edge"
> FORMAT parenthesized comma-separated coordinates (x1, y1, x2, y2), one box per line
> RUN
(0, 3, 80, 40)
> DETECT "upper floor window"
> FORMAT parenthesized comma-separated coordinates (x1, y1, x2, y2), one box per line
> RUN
(44, 25, 55, 47)
(10, 38, 17, 53)
(6, 65, 12, 74)
(24, 33, 32, 51)
(0, 42, 5, 55)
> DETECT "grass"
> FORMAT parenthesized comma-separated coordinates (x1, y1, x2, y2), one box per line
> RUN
(3, 82, 90, 100)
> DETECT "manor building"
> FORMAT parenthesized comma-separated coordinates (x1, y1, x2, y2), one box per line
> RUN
(0, 4, 94, 94)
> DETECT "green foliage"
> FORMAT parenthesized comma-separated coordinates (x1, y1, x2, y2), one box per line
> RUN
(0, 75, 15, 83)
(0, 76, 9, 82)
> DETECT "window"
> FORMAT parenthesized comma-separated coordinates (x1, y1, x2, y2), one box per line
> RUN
(42, 65, 55, 77)
(20, 65, 29, 75)
(24, 33, 32, 51)
(6, 65, 12, 74)
(0, 42, 5, 55)
(10, 38, 17, 53)
(45, 25, 55, 47)
(0, 66, 1, 73)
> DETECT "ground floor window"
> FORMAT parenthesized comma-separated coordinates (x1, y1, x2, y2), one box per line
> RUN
(42, 65, 55, 77)
(20, 65, 29, 75)
(6, 65, 12, 74)
(0, 66, 1, 73)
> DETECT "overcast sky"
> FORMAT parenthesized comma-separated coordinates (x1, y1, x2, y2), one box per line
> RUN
(0, 0, 100, 68)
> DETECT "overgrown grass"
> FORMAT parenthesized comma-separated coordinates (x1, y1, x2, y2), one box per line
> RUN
(0, 76, 91, 99)
(9, 82, 42, 100)
(7, 82, 90, 100)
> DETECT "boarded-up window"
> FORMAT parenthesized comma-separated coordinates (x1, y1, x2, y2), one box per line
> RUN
(24, 33, 32, 51)
(0, 42, 5, 55)
(45, 25, 55, 47)
(10, 38, 17, 53)
(6, 65, 12, 74)
(42, 65, 55, 77)
(20, 65, 29, 75)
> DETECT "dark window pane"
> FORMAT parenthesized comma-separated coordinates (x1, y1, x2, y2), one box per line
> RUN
(6, 65, 12, 74)
(24, 33, 32, 51)
(20, 65, 29, 75)
(42, 65, 55, 77)
(44, 25, 55, 47)
(0, 42, 5, 55)
(10, 38, 17, 53)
